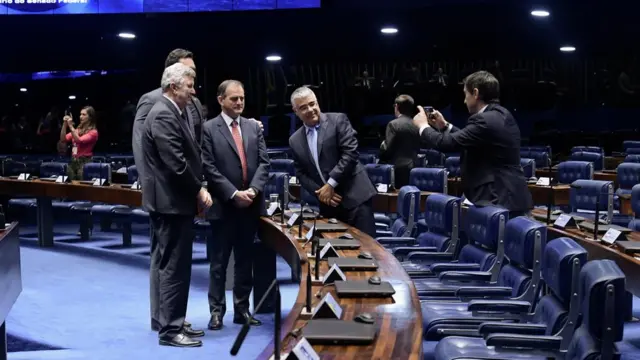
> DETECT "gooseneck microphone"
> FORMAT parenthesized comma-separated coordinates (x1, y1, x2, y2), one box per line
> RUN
(297, 200, 305, 239)
(314, 238, 321, 281)
(306, 261, 312, 313)
(546, 159, 554, 224)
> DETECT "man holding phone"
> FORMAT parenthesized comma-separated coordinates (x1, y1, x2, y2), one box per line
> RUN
(413, 70, 532, 216)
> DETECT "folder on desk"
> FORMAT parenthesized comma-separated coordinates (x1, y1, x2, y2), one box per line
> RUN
(302, 319, 376, 345)
(318, 239, 361, 250)
(305, 223, 349, 232)
(328, 257, 378, 271)
(578, 223, 632, 234)
(334, 280, 396, 298)
(616, 241, 640, 254)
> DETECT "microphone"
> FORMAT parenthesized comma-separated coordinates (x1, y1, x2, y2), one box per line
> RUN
(230, 279, 282, 359)
(297, 200, 305, 240)
(545, 157, 555, 224)
(314, 236, 321, 281)
(305, 261, 312, 313)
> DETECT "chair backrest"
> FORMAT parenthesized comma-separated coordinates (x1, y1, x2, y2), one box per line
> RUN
(557, 161, 594, 184)
(627, 147, 640, 155)
(520, 158, 536, 178)
(623, 140, 640, 152)
(628, 184, 640, 231)
(300, 186, 319, 207)
(523, 145, 552, 159)
(269, 159, 295, 176)
(409, 168, 447, 193)
(570, 151, 604, 171)
(4, 161, 26, 176)
(497, 217, 547, 300)
(457, 205, 509, 281)
(444, 156, 460, 177)
(267, 150, 288, 160)
(40, 162, 67, 178)
(359, 153, 377, 165)
(82, 163, 112, 182)
(421, 149, 445, 167)
(565, 260, 626, 360)
(127, 165, 138, 184)
(390, 185, 421, 237)
(522, 150, 550, 168)
(422, 194, 461, 252)
(624, 154, 640, 163)
(571, 146, 603, 154)
(365, 164, 395, 188)
(570, 179, 614, 221)
(264, 172, 289, 205)
(616, 163, 640, 190)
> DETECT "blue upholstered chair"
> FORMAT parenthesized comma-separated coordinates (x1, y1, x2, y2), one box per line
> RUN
(628, 184, 640, 231)
(627, 148, 640, 155)
(269, 159, 295, 176)
(8, 162, 68, 215)
(409, 168, 448, 233)
(569, 179, 614, 223)
(444, 157, 460, 178)
(3, 161, 26, 176)
(520, 158, 536, 178)
(365, 164, 395, 188)
(623, 140, 640, 153)
(570, 151, 604, 171)
(556, 161, 593, 184)
(422, 149, 446, 168)
(521, 150, 549, 168)
(624, 154, 640, 163)
(358, 153, 377, 165)
(571, 145, 603, 154)
(431, 259, 626, 360)
(612, 163, 640, 225)
(375, 186, 421, 240)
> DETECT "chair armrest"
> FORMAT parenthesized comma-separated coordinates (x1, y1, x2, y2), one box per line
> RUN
(467, 300, 531, 313)
(407, 252, 455, 262)
(439, 271, 492, 283)
(376, 237, 416, 247)
(436, 328, 481, 337)
(375, 231, 393, 237)
(485, 334, 562, 351)
(455, 286, 513, 298)
(430, 263, 481, 274)
(393, 246, 437, 258)
(478, 322, 547, 337)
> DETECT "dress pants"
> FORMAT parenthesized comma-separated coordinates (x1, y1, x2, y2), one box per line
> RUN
(208, 210, 257, 318)
(149, 212, 194, 338)
(320, 198, 376, 238)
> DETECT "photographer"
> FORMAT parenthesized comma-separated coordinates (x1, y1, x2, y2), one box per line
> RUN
(412, 70, 532, 216)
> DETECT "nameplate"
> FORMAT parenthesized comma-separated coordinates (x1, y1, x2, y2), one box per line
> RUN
(601, 228, 625, 244)
(536, 177, 550, 186)
(55, 175, 68, 183)
(287, 213, 300, 227)
(17, 173, 30, 181)
(553, 214, 576, 229)
(92, 178, 106, 186)
(289, 176, 297, 184)
(131, 181, 141, 190)
(376, 183, 388, 193)
(305, 224, 316, 241)
(312, 293, 342, 320)
(323, 264, 346, 284)
(286, 338, 320, 360)
(267, 203, 279, 217)
(319, 242, 339, 260)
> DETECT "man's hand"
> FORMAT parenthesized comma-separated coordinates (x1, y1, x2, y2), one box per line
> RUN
(412, 106, 430, 129)
(429, 110, 448, 130)
(246, 188, 257, 199)
(197, 188, 213, 209)
(234, 190, 254, 208)
(315, 183, 335, 206)
(249, 118, 264, 132)
(329, 193, 342, 207)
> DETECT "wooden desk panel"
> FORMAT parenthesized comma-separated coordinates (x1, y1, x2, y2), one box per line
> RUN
(257, 218, 423, 360)
(0, 222, 21, 360)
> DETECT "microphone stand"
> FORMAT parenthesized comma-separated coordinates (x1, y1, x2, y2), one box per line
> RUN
(296, 200, 306, 240)
(230, 279, 281, 360)
(546, 161, 554, 224)
(594, 195, 600, 240)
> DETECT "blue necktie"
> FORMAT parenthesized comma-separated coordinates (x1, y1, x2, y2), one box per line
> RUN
(307, 126, 325, 183)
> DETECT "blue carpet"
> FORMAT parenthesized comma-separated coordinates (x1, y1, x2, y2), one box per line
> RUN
(7, 224, 299, 360)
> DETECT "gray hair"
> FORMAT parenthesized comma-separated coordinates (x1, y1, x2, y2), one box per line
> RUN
(290, 86, 316, 107)
(160, 63, 196, 91)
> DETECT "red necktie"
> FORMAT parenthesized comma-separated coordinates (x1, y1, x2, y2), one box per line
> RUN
(231, 120, 248, 186)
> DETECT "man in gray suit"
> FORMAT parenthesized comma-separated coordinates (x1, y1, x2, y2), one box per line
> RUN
(201, 80, 270, 330)
(132, 48, 204, 335)
(141, 63, 213, 347)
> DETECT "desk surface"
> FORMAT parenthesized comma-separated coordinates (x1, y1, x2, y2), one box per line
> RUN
(257, 217, 423, 360)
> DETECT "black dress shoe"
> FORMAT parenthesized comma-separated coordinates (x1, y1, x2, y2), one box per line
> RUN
(159, 333, 202, 347)
(182, 325, 204, 338)
(208, 314, 223, 330)
(233, 312, 262, 326)
(184, 320, 192, 328)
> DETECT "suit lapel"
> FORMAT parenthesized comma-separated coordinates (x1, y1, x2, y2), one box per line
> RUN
(216, 115, 240, 159)
(160, 97, 199, 155)
(299, 127, 314, 167)
(316, 113, 328, 161)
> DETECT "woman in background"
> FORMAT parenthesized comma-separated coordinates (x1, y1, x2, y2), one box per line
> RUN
(59, 106, 98, 180)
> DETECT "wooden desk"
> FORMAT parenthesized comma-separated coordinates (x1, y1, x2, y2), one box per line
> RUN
(605, 156, 625, 170)
(535, 169, 618, 186)
(257, 218, 423, 360)
(0, 222, 20, 360)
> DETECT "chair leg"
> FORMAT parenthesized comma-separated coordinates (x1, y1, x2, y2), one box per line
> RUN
(79, 213, 92, 241)
(122, 221, 132, 247)
(100, 217, 112, 232)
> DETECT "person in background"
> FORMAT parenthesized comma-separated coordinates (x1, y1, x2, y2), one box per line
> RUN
(59, 106, 98, 180)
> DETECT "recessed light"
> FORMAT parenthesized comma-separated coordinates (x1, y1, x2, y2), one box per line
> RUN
(531, 10, 550, 17)
(118, 32, 135, 39)
(560, 46, 576, 52)
(266, 55, 282, 62)
(381, 27, 398, 34)
(68, 95, 76, 100)
(19, 88, 27, 92)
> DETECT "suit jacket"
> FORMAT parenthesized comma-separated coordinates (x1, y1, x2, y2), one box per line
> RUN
(141, 96, 203, 215)
(379, 115, 421, 186)
(201, 114, 270, 220)
(289, 112, 376, 210)
(420, 104, 533, 212)
(133, 87, 204, 180)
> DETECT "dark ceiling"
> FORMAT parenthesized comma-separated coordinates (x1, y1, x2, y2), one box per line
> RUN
(0, 0, 636, 72)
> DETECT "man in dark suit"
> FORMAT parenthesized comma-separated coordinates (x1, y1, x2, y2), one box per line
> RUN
(141, 63, 213, 347)
(289, 86, 377, 237)
(413, 70, 532, 216)
(201, 80, 270, 330)
(132, 49, 205, 335)
(379, 94, 421, 187)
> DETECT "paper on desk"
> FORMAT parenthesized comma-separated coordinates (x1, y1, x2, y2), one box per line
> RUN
(462, 195, 473, 206)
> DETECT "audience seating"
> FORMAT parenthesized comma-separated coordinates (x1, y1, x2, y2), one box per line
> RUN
(556, 161, 594, 184)
(421, 149, 446, 167)
(365, 164, 395, 188)
(623, 140, 640, 152)
(444, 157, 460, 178)
(409, 168, 448, 193)
(375, 185, 420, 239)
(520, 150, 550, 168)
(625, 154, 640, 163)
(570, 151, 604, 171)
(359, 153, 377, 165)
(8, 162, 68, 213)
(571, 145, 603, 154)
(569, 179, 614, 223)
(520, 158, 536, 178)
(628, 184, 640, 231)
(4, 161, 26, 176)
(627, 148, 640, 155)
(269, 159, 295, 176)
(612, 163, 640, 225)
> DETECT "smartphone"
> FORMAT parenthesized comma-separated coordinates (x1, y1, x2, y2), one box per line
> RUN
(424, 106, 435, 119)
(64, 107, 71, 116)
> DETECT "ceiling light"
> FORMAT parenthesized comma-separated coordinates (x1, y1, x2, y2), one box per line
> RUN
(381, 27, 398, 34)
(266, 55, 282, 62)
(531, 10, 550, 17)
(560, 46, 576, 52)
(68, 95, 76, 100)
(19, 88, 27, 92)
(118, 32, 136, 39)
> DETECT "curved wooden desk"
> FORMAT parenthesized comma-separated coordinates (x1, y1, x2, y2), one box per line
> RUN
(257, 217, 423, 360)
